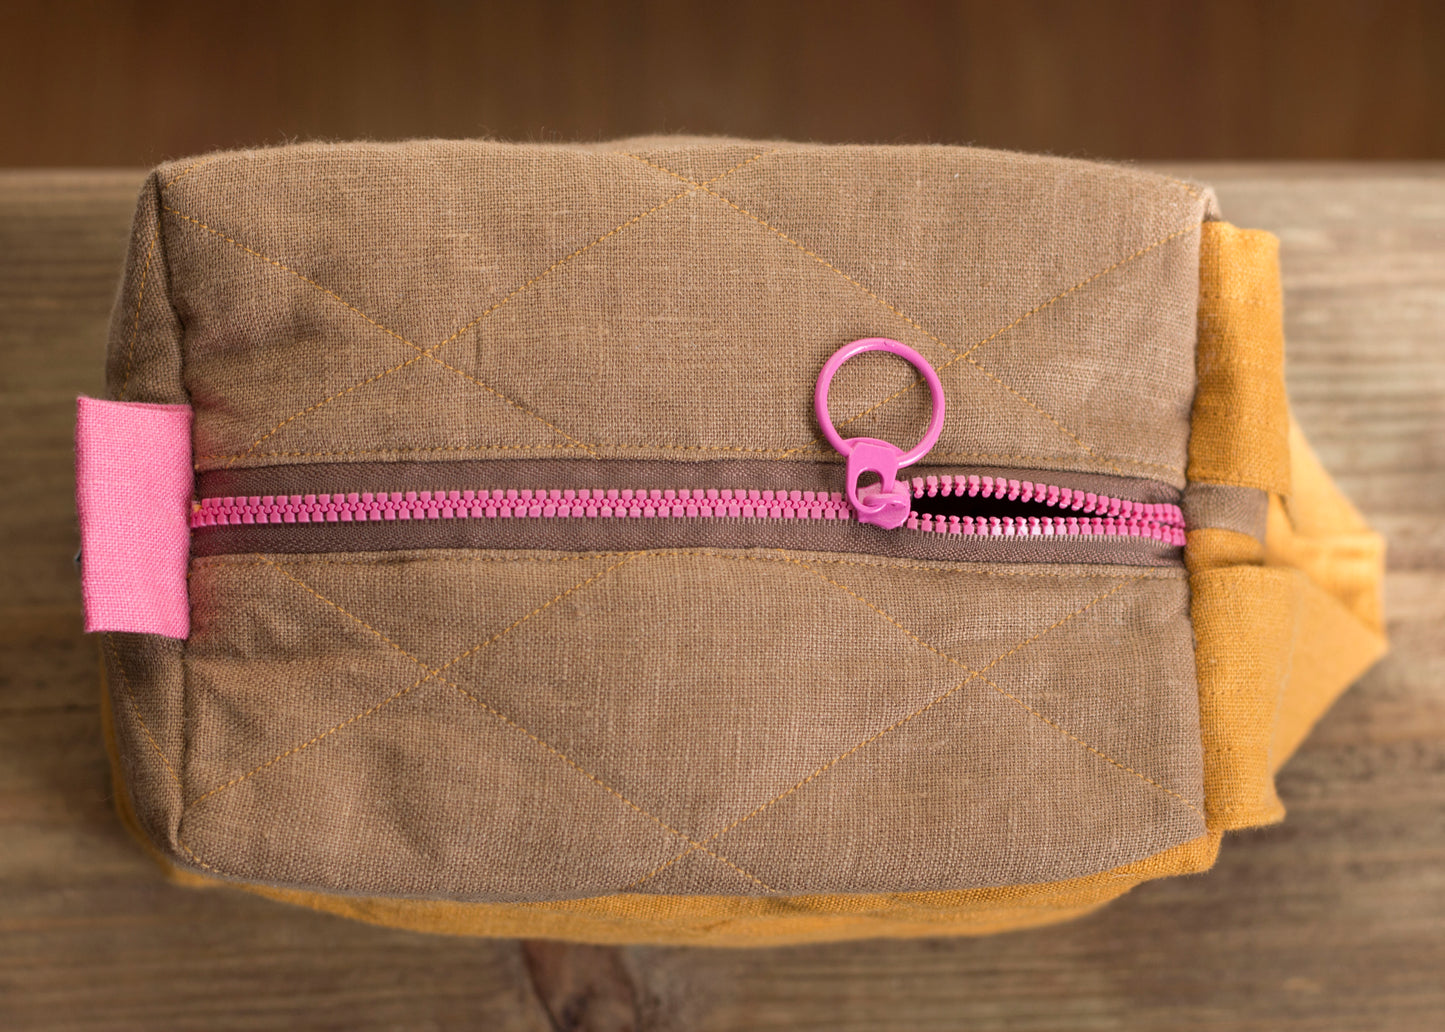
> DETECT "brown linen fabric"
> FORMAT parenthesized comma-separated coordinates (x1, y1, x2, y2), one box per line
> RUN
(101, 137, 1210, 903)
(114, 137, 1213, 489)
(108, 550, 1201, 901)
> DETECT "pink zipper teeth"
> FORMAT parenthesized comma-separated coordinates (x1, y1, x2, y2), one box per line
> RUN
(193, 488, 852, 526)
(903, 513, 1184, 545)
(905, 475, 1183, 523)
(903, 474, 1185, 545)
(192, 480, 1185, 545)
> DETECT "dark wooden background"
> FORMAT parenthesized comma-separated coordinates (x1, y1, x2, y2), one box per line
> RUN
(1, 0, 1443, 167)
(1, 3, 1442, 1030)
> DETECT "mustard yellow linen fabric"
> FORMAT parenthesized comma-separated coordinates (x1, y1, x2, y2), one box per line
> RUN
(1188, 223, 1292, 495)
(1187, 224, 1386, 835)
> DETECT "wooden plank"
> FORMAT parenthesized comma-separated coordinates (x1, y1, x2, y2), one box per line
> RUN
(0, 167, 1439, 1031)
(522, 941, 642, 1032)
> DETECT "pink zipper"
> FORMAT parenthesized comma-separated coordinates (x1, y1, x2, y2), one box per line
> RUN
(191, 474, 1185, 545)
(901, 474, 1185, 544)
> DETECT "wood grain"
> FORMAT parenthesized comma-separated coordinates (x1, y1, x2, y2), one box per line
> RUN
(0, 166, 1440, 1031)
(0, 1, 1442, 165)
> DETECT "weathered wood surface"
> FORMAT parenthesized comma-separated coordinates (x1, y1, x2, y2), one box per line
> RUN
(0, 166, 1440, 1031)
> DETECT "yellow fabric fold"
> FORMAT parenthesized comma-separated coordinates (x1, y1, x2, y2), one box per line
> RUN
(1185, 477, 1386, 832)
(227, 833, 1222, 946)
(1186, 224, 1386, 834)
(1188, 222, 1291, 495)
(1264, 420, 1387, 768)
(1189, 561, 1293, 828)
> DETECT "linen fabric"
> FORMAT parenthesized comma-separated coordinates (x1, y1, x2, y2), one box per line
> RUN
(115, 138, 1213, 486)
(75, 397, 193, 638)
(92, 138, 1385, 945)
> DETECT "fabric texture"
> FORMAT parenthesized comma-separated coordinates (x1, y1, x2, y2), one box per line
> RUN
(75, 397, 193, 638)
(171, 551, 1201, 900)
(1185, 225, 1386, 832)
(119, 138, 1213, 488)
(91, 138, 1386, 945)
(1188, 223, 1291, 495)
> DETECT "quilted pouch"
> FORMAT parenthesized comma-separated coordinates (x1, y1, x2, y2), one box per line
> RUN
(78, 138, 1387, 946)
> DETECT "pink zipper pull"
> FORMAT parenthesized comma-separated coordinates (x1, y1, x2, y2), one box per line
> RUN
(815, 337, 947, 529)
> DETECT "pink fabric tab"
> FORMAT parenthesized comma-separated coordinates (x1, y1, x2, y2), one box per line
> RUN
(75, 397, 193, 639)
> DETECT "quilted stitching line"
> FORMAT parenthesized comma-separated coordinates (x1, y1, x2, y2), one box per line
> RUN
(620, 573, 1150, 891)
(176, 838, 227, 877)
(213, 148, 778, 467)
(1161, 175, 1203, 201)
(104, 635, 182, 789)
(182, 554, 635, 810)
(620, 152, 958, 358)
(271, 557, 780, 890)
(180, 554, 775, 892)
(161, 207, 598, 458)
(160, 150, 1193, 477)
(624, 146, 783, 189)
(436, 673, 775, 892)
(191, 194, 686, 464)
(782, 222, 1204, 467)
(161, 207, 423, 350)
(785, 558, 1202, 814)
(270, 559, 776, 892)
(954, 226, 1204, 366)
(161, 155, 221, 190)
(619, 152, 1132, 476)
(173, 548, 1183, 893)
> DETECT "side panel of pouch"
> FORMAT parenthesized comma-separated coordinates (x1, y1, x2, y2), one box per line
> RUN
(1186, 221, 1293, 830)
(88, 169, 193, 865)
(1186, 221, 1386, 833)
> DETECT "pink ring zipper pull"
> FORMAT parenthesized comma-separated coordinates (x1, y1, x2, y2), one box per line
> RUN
(814, 337, 946, 529)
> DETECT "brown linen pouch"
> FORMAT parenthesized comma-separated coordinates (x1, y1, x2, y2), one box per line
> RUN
(92, 138, 1386, 945)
